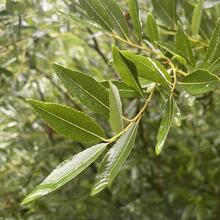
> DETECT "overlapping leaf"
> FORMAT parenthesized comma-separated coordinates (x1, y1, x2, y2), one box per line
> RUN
(129, 0, 142, 41)
(179, 70, 220, 96)
(155, 96, 174, 155)
(109, 82, 123, 133)
(91, 123, 138, 196)
(146, 13, 159, 42)
(22, 143, 108, 205)
(27, 99, 106, 143)
(53, 64, 109, 117)
(112, 45, 144, 97)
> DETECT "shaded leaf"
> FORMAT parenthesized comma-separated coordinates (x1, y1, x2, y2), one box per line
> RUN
(100, 0, 129, 39)
(27, 99, 106, 143)
(112, 45, 144, 96)
(129, 0, 142, 41)
(53, 63, 109, 118)
(91, 123, 138, 195)
(155, 96, 174, 155)
(21, 143, 108, 205)
(146, 13, 159, 42)
(176, 24, 195, 66)
(191, 0, 204, 36)
(179, 69, 220, 96)
(109, 82, 123, 133)
(79, 0, 113, 31)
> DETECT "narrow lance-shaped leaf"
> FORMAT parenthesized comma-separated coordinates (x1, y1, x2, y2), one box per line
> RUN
(53, 64, 109, 118)
(146, 13, 159, 42)
(99, 0, 129, 39)
(204, 19, 220, 68)
(79, 0, 113, 32)
(112, 45, 144, 97)
(109, 82, 123, 133)
(21, 143, 108, 205)
(179, 69, 220, 96)
(191, 0, 204, 36)
(27, 99, 106, 143)
(129, 0, 142, 41)
(155, 96, 174, 155)
(121, 51, 172, 88)
(176, 24, 195, 66)
(91, 123, 138, 196)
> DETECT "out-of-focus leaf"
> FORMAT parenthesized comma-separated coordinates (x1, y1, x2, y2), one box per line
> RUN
(100, 0, 129, 39)
(21, 143, 108, 205)
(27, 99, 106, 143)
(91, 123, 138, 196)
(129, 0, 142, 41)
(204, 19, 220, 68)
(79, 0, 113, 31)
(176, 24, 195, 66)
(53, 64, 109, 118)
(155, 96, 174, 155)
(151, 0, 177, 27)
(112, 45, 144, 97)
(191, 0, 204, 36)
(146, 13, 159, 42)
(180, 70, 220, 96)
(109, 82, 123, 133)
(121, 51, 172, 88)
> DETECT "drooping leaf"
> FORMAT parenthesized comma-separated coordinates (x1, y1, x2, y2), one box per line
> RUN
(53, 63, 109, 118)
(179, 69, 220, 96)
(146, 13, 159, 42)
(21, 143, 108, 205)
(155, 96, 174, 155)
(191, 0, 204, 36)
(112, 45, 144, 97)
(121, 51, 172, 88)
(151, 0, 177, 27)
(109, 82, 123, 133)
(27, 99, 106, 143)
(99, 0, 129, 39)
(79, 0, 113, 32)
(101, 80, 140, 98)
(91, 123, 138, 196)
(129, 0, 142, 41)
(204, 19, 220, 68)
(176, 24, 195, 66)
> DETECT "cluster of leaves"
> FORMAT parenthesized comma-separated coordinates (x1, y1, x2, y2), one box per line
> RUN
(21, 0, 220, 208)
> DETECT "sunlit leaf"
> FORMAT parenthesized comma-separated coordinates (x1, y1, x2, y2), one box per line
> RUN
(91, 123, 138, 196)
(27, 99, 106, 143)
(109, 82, 123, 133)
(146, 13, 158, 42)
(53, 63, 109, 118)
(21, 143, 108, 205)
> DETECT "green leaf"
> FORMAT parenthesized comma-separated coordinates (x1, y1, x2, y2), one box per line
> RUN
(53, 63, 109, 118)
(155, 96, 174, 155)
(176, 24, 195, 66)
(112, 45, 144, 97)
(91, 123, 138, 196)
(204, 19, 220, 68)
(21, 143, 108, 205)
(191, 0, 204, 36)
(146, 13, 159, 42)
(109, 82, 123, 133)
(121, 51, 172, 88)
(101, 80, 140, 98)
(27, 99, 106, 143)
(151, 0, 177, 27)
(99, 0, 129, 39)
(179, 70, 220, 96)
(129, 0, 142, 41)
(79, 0, 113, 32)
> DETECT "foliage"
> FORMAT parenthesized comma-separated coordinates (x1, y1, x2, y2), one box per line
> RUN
(1, 0, 220, 219)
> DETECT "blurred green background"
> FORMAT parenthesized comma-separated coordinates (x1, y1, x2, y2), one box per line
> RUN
(1, 0, 220, 219)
